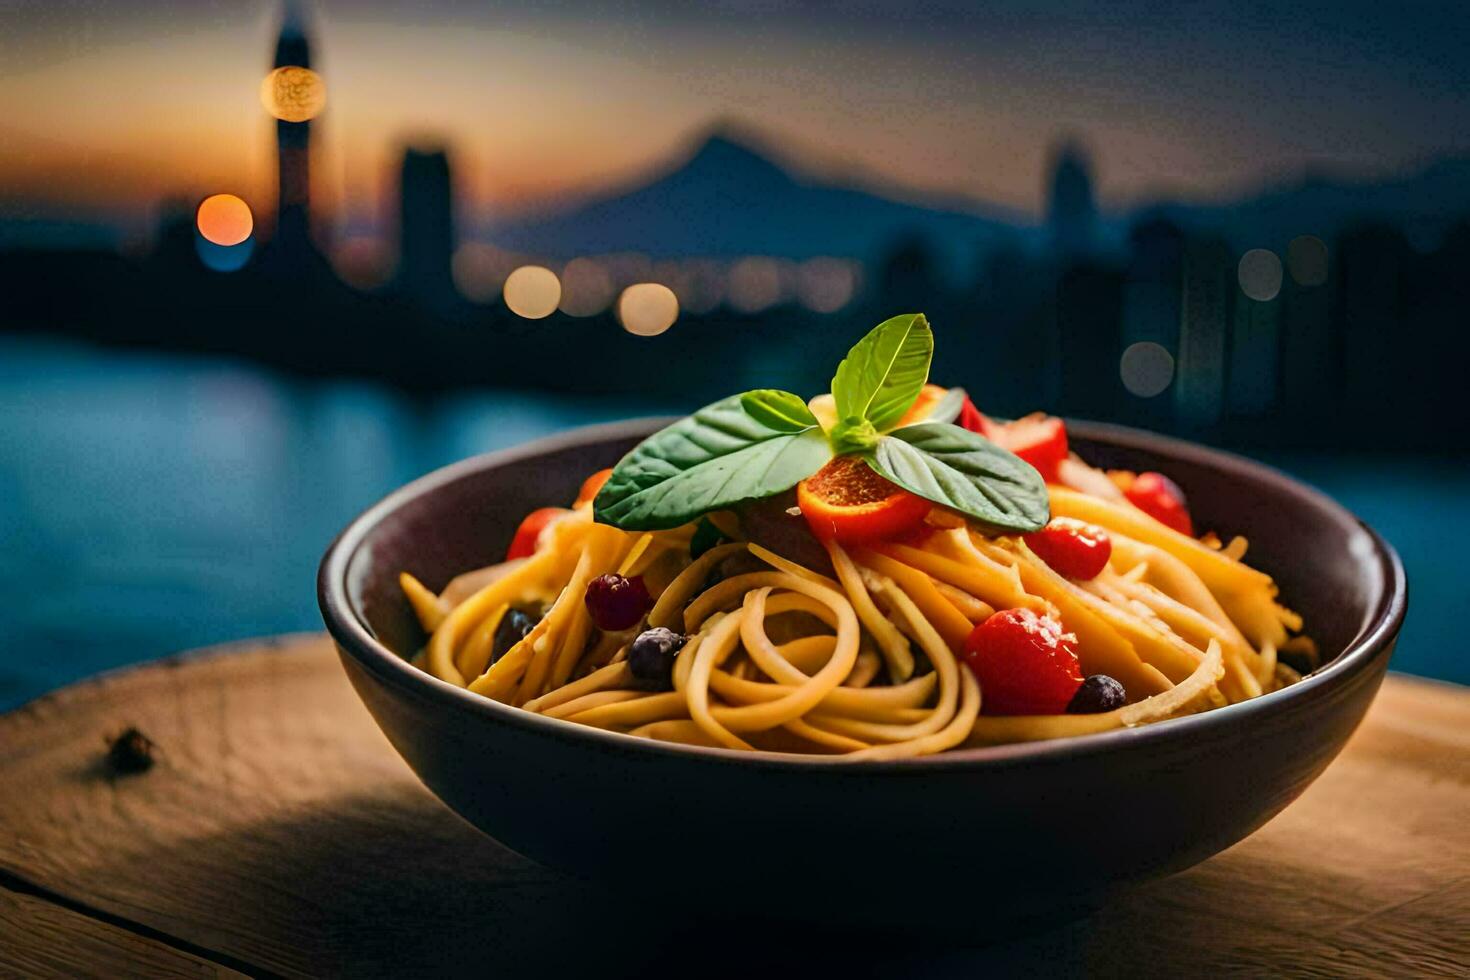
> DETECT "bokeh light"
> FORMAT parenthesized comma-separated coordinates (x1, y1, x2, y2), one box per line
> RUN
(727, 257, 784, 313)
(452, 243, 516, 302)
(1119, 341, 1175, 397)
(1286, 235, 1329, 287)
(796, 257, 858, 313)
(195, 194, 253, 247)
(503, 265, 561, 319)
(332, 237, 391, 290)
(558, 257, 616, 317)
(618, 283, 679, 336)
(260, 66, 327, 123)
(601, 252, 654, 290)
(195, 235, 253, 273)
(1237, 248, 1283, 302)
(677, 260, 726, 314)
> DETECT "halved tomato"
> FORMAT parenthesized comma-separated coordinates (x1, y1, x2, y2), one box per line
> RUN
(1123, 471, 1193, 536)
(575, 468, 613, 508)
(896, 383, 951, 427)
(797, 456, 931, 544)
(506, 507, 567, 561)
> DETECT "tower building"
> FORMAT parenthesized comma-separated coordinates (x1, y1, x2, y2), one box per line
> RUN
(1045, 138, 1098, 258)
(270, 1, 315, 266)
(395, 146, 458, 310)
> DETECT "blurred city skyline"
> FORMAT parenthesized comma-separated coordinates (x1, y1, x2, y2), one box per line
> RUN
(1, 0, 1466, 704)
(4, 0, 1469, 245)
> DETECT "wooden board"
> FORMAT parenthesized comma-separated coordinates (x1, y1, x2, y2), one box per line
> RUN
(0, 634, 1465, 978)
(0, 887, 246, 979)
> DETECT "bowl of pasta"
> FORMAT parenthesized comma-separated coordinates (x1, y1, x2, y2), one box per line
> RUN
(319, 315, 1405, 929)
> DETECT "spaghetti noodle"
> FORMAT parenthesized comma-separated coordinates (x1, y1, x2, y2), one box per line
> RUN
(400, 437, 1308, 758)
(399, 316, 1310, 757)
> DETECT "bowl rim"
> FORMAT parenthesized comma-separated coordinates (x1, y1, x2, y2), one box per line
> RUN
(318, 417, 1407, 773)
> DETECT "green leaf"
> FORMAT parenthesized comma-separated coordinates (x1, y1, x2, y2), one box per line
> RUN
(689, 517, 728, 559)
(829, 416, 879, 455)
(831, 313, 933, 434)
(594, 395, 832, 531)
(867, 422, 1049, 532)
(740, 389, 819, 432)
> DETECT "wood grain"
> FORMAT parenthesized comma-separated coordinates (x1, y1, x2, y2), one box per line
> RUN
(0, 886, 246, 979)
(0, 634, 1465, 978)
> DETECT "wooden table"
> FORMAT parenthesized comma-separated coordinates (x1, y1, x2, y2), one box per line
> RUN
(1, 635, 1465, 978)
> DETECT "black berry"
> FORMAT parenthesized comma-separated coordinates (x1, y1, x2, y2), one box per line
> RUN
(627, 627, 686, 689)
(584, 574, 652, 631)
(490, 607, 539, 665)
(1067, 674, 1127, 714)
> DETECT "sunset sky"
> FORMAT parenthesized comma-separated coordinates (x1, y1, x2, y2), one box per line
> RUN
(3, 0, 1468, 236)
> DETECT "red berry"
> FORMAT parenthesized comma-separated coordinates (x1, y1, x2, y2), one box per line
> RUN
(1024, 517, 1112, 580)
(963, 608, 1083, 715)
(1125, 472, 1193, 536)
(584, 574, 651, 631)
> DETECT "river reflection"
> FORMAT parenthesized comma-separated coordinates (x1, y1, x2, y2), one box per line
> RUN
(0, 337, 1460, 706)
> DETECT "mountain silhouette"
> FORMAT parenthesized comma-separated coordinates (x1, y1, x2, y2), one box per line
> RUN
(1131, 157, 1470, 249)
(484, 123, 1031, 274)
(483, 121, 1470, 267)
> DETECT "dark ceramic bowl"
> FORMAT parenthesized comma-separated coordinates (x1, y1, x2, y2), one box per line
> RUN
(319, 419, 1405, 927)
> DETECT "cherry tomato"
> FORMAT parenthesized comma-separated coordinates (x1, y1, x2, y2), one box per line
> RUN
(1125, 472, 1193, 536)
(575, 468, 613, 508)
(1024, 518, 1112, 580)
(505, 507, 567, 561)
(963, 608, 1084, 715)
(797, 456, 931, 545)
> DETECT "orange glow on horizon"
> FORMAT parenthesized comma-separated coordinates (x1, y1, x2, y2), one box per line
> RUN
(196, 194, 253, 246)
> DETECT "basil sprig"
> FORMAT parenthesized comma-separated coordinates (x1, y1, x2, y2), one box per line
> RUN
(593, 394, 830, 530)
(593, 314, 1050, 533)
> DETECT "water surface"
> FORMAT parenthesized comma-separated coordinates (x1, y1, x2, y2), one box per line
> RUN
(0, 338, 1458, 707)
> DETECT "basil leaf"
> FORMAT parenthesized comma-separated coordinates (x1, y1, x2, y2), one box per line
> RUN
(867, 422, 1049, 532)
(740, 389, 819, 432)
(689, 517, 727, 559)
(829, 416, 879, 455)
(594, 395, 831, 530)
(831, 313, 933, 433)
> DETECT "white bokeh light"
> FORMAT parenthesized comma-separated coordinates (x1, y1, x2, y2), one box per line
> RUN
(1286, 236, 1329, 287)
(795, 257, 858, 313)
(452, 243, 515, 302)
(558, 258, 615, 317)
(618, 283, 679, 336)
(678, 260, 726, 314)
(503, 265, 561, 319)
(1119, 341, 1175, 397)
(1237, 249, 1284, 302)
(727, 257, 784, 313)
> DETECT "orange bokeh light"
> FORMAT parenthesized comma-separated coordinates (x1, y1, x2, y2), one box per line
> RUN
(260, 66, 327, 123)
(196, 194, 254, 246)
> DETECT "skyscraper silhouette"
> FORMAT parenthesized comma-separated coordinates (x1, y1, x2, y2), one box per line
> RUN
(1045, 139, 1098, 257)
(395, 146, 458, 311)
(270, 1, 315, 268)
